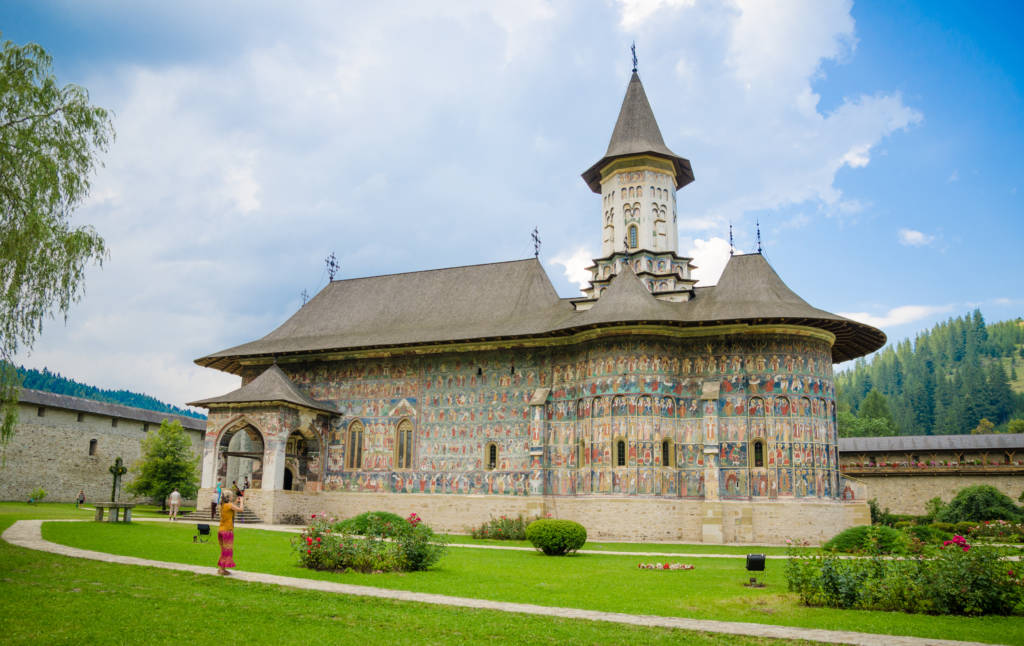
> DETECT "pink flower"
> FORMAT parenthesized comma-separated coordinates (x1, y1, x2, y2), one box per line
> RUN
(306, 537, 313, 545)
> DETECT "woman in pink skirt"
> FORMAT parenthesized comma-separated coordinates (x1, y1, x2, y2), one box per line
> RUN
(217, 490, 244, 575)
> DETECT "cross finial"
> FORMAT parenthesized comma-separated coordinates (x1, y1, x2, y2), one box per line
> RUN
(531, 226, 541, 258)
(756, 219, 763, 254)
(325, 252, 340, 281)
(631, 41, 638, 73)
(300, 289, 310, 306)
(729, 221, 734, 256)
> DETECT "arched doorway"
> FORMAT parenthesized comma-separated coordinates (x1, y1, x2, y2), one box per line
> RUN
(284, 429, 322, 492)
(217, 423, 265, 489)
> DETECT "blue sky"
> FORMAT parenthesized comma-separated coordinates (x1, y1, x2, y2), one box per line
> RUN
(3, 0, 1022, 409)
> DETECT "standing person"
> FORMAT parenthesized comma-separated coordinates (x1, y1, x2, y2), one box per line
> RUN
(231, 480, 240, 497)
(168, 488, 181, 521)
(217, 490, 244, 575)
(76, 490, 85, 508)
(210, 484, 221, 520)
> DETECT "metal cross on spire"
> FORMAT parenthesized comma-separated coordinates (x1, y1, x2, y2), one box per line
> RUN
(729, 221, 734, 256)
(531, 226, 541, 258)
(631, 41, 638, 73)
(756, 219, 763, 254)
(325, 252, 340, 281)
(300, 289, 310, 306)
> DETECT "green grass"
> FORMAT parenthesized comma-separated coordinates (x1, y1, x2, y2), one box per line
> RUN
(36, 515, 1024, 644)
(0, 504, 802, 646)
(446, 534, 801, 555)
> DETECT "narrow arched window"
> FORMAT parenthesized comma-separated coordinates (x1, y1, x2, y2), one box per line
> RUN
(628, 225, 638, 249)
(662, 439, 673, 467)
(88, 439, 97, 456)
(395, 419, 413, 470)
(346, 421, 364, 469)
(616, 439, 626, 466)
(753, 439, 764, 468)
(486, 443, 497, 470)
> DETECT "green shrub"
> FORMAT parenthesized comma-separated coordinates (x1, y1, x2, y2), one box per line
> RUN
(525, 519, 587, 555)
(333, 511, 408, 537)
(470, 514, 535, 540)
(967, 519, 1024, 542)
(786, 543, 1024, 615)
(930, 522, 956, 533)
(955, 521, 979, 535)
(298, 512, 446, 572)
(893, 521, 913, 529)
(902, 524, 952, 544)
(937, 485, 1023, 523)
(868, 498, 896, 526)
(823, 525, 907, 555)
(28, 487, 47, 502)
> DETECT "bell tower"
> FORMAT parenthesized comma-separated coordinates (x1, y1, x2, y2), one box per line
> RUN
(575, 68, 698, 309)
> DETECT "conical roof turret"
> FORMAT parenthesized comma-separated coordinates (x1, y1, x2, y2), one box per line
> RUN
(582, 71, 694, 193)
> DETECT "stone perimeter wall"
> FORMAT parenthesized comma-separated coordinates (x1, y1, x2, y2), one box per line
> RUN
(855, 473, 1024, 516)
(224, 487, 865, 544)
(0, 402, 203, 503)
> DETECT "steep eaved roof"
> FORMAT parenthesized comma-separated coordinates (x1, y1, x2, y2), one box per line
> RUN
(197, 259, 574, 373)
(196, 253, 885, 375)
(582, 72, 694, 192)
(840, 434, 1024, 453)
(19, 388, 206, 431)
(187, 364, 339, 414)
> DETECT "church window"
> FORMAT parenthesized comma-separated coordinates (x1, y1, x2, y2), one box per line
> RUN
(662, 439, 674, 467)
(628, 187, 634, 198)
(395, 419, 413, 469)
(346, 421, 364, 469)
(628, 225, 638, 249)
(636, 186, 643, 197)
(752, 439, 764, 467)
(36, 406, 44, 417)
(111, 417, 118, 427)
(88, 439, 97, 456)
(615, 439, 626, 466)
(621, 188, 626, 199)
(486, 442, 498, 470)
(77, 412, 84, 422)
(143, 423, 149, 432)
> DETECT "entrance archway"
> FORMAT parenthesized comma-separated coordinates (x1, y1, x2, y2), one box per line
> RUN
(283, 467, 294, 491)
(217, 424, 265, 489)
(283, 429, 322, 492)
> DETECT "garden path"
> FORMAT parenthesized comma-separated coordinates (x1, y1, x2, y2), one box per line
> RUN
(2, 519, 996, 646)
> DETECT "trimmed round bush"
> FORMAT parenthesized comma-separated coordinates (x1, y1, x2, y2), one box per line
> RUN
(930, 522, 956, 533)
(823, 525, 907, 554)
(903, 523, 952, 544)
(525, 519, 587, 555)
(955, 521, 979, 535)
(334, 511, 408, 537)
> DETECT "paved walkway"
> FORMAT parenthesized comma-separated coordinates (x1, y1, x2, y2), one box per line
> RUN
(1, 520, 999, 646)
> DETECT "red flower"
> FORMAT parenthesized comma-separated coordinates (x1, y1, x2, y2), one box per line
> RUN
(306, 537, 313, 545)
(663, 563, 670, 570)
(316, 537, 322, 542)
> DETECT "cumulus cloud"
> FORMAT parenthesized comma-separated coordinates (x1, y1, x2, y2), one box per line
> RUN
(684, 237, 731, 286)
(837, 304, 953, 328)
(898, 228, 935, 247)
(549, 247, 596, 293)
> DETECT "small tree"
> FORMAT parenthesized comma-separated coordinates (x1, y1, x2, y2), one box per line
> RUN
(971, 418, 995, 435)
(937, 485, 1021, 523)
(127, 420, 199, 510)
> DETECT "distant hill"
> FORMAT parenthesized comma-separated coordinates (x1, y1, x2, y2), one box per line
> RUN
(15, 365, 206, 420)
(835, 311, 1024, 436)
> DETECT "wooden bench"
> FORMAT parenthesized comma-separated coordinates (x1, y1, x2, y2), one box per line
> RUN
(93, 502, 137, 523)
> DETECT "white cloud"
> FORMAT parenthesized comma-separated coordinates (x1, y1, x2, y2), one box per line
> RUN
(549, 247, 596, 293)
(618, 0, 696, 30)
(837, 304, 953, 328)
(898, 228, 935, 247)
(684, 236, 731, 286)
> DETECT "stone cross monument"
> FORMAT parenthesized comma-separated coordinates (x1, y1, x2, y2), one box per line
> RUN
(109, 457, 127, 502)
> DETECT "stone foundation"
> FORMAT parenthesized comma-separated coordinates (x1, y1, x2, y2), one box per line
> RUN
(212, 486, 866, 545)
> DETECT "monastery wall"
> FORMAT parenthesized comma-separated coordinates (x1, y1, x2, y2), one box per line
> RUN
(858, 473, 1024, 515)
(0, 401, 203, 503)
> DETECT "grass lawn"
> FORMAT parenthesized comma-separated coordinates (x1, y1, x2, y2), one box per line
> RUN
(447, 534, 798, 555)
(34, 513, 1024, 645)
(0, 504, 808, 646)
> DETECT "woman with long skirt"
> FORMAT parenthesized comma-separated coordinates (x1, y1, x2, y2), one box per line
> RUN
(217, 490, 244, 575)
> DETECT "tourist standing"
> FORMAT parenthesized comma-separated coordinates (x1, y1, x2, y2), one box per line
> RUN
(76, 490, 85, 508)
(168, 488, 181, 521)
(210, 484, 221, 520)
(216, 490, 244, 575)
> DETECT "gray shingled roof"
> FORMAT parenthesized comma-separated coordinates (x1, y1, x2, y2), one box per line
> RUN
(19, 388, 206, 431)
(582, 72, 694, 192)
(840, 434, 1024, 453)
(188, 364, 339, 414)
(196, 254, 885, 375)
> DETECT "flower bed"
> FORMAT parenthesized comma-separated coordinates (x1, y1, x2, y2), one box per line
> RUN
(638, 562, 695, 570)
(293, 512, 446, 573)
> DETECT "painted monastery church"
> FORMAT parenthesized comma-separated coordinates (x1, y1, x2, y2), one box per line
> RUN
(190, 71, 886, 543)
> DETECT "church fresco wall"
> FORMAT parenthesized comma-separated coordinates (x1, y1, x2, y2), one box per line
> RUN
(265, 330, 844, 506)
